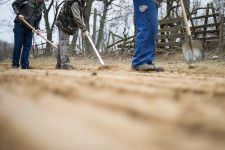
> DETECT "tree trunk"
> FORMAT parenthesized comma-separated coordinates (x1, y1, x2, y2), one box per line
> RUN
(183, 0, 190, 17)
(45, 30, 53, 56)
(93, 8, 97, 44)
(84, 0, 94, 56)
(43, 0, 64, 57)
(43, 2, 52, 57)
(96, 0, 111, 51)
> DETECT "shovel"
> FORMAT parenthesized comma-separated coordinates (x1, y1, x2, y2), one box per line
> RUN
(180, 0, 204, 64)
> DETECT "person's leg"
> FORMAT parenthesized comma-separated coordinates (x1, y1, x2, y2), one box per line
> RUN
(58, 29, 75, 69)
(21, 29, 33, 68)
(56, 29, 61, 68)
(12, 22, 24, 68)
(132, 0, 158, 68)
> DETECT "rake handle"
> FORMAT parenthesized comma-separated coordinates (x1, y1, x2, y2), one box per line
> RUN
(85, 34, 105, 66)
(22, 20, 58, 49)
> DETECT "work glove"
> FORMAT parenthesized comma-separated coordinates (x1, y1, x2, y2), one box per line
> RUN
(83, 30, 90, 38)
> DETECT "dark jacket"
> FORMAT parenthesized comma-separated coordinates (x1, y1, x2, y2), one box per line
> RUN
(55, 0, 86, 35)
(12, 0, 43, 30)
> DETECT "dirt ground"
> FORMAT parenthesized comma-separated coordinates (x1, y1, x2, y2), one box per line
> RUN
(0, 55, 225, 150)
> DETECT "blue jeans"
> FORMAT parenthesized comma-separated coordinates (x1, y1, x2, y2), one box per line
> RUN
(132, 0, 158, 68)
(12, 22, 33, 68)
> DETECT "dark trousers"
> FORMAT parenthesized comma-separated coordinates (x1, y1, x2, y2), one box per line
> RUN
(12, 22, 33, 68)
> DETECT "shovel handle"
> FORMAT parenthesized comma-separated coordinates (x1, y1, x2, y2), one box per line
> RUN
(180, 0, 191, 36)
(22, 20, 58, 49)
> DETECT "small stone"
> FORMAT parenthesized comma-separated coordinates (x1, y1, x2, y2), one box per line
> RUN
(188, 65, 195, 69)
(212, 55, 219, 59)
(91, 72, 97, 76)
(45, 71, 49, 76)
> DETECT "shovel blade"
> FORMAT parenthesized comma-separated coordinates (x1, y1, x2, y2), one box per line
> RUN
(182, 42, 195, 64)
(182, 40, 204, 64)
(191, 40, 204, 61)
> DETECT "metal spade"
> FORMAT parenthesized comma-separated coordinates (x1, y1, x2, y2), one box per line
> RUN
(180, 0, 204, 64)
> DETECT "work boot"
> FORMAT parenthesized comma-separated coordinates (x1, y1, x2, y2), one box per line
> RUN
(132, 64, 155, 71)
(132, 64, 164, 72)
(55, 64, 61, 69)
(12, 65, 19, 69)
(21, 66, 34, 69)
(61, 65, 76, 70)
(154, 66, 165, 72)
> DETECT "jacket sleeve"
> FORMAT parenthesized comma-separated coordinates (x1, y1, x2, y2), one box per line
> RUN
(71, 2, 86, 32)
(12, 0, 28, 15)
(34, 12, 42, 29)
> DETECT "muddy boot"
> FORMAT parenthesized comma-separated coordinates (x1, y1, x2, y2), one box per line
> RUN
(154, 66, 164, 72)
(21, 66, 34, 69)
(55, 64, 61, 69)
(56, 46, 61, 69)
(132, 64, 164, 72)
(12, 65, 19, 69)
(132, 64, 155, 71)
(61, 64, 76, 70)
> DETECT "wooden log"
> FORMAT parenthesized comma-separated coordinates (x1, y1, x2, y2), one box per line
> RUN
(192, 30, 220, 35)
(158, 17, 182, 25)
(210, 3, 219, 32)
(219, 14, 224, 46)
(157, 33, 186, 40)
(120, 28, 128, 54)
(112, 34, 116, 50)
(35, 42, 47, 46)
(188, 10, 197, 38)
(111, 33, 124, 40)
(107, 35, 135, 48)
(203, 3, 210, 42)
(205, 41, 219, 48)
(190, 23, 220, 29)
(117, 40, 134, 48)
(156, 42, 183, 47)
(190, 13, 220, 20)
(198, 36, 219, 40)
(158, 26, 182, 32)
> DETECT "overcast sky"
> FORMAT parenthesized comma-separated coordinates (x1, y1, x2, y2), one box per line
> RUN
(0, 0, 214, 45)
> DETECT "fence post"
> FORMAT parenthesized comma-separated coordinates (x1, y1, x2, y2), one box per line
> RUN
(203, 3, 210, 43)
(180, 17, 187, 42)
(219, 14, 224, 46)
(211, 3, 219, 34)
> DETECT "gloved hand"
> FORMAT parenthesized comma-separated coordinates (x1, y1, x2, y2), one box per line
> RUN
(83, 30, 90, 38)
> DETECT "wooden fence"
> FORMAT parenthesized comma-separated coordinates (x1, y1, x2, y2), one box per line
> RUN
(157, 3, 224, 50)
(107, 3, 225, 52)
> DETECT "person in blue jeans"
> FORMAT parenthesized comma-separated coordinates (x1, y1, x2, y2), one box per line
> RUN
(132, 0, 164, 72)
(12, 0, 44, 69)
